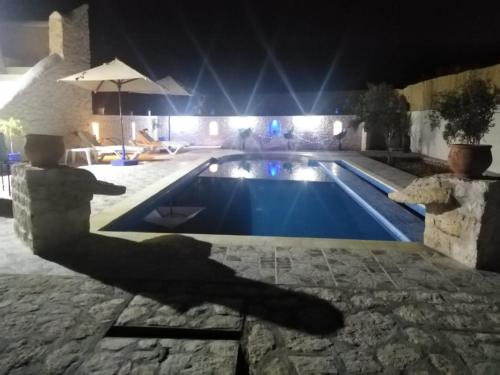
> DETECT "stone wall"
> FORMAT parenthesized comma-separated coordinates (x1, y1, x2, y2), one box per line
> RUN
(89, 115, 363, 151)
(0, 5, 92, 151)
(410, 110, 500, 174)
(11, 163, 125, 253)
(390, 175, 500, 271)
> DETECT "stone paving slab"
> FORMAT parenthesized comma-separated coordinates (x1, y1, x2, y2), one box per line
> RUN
(0, 275, 131, 375)
(116, 294, 243, 330)
(3, 153, 500, 374)
(76, 338, 239, 375)
(242, 286, 500, 374)
(2, 264, 500, 374)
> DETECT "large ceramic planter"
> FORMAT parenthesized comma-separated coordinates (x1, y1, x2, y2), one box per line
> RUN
(24, 134, 65, 168)
(448, 144, 492, 178)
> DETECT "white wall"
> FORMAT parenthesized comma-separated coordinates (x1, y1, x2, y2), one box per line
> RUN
(89, 115, 363, 151)
(410, 110, 500, 174)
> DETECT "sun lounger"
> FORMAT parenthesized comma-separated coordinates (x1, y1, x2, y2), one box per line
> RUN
(66, 131, 144, 165)
(131, 130, 190, 155)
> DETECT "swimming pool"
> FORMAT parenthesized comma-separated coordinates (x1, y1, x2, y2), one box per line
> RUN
(105, 155, 424, 241)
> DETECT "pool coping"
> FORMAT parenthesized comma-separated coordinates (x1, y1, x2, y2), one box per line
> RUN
(90, 152, 424, 249)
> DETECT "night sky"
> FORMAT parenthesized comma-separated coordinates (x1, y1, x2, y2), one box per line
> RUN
(2, 0, 500, 114)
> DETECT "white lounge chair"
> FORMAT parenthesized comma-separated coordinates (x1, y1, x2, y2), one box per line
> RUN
(65, 131, 144, 165)
(131, 130, 190, 155)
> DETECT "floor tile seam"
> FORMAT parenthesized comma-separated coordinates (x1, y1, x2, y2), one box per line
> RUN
(320, 247, 338, 287)
(273, 246, 278, 285)
(416, 253, 461, 292)
(369, 250, 399, 289)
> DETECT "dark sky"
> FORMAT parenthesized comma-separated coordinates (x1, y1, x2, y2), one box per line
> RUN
(2, 0, 500, 112)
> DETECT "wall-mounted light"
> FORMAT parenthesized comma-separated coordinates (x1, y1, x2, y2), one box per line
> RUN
(231, 167, 254, 179)
(333, 120, 343, 136)
(209, 121, 219, 136)
(229, 116, 258, 130)
(172, 116, 199, 133)
(292, 116, 321, 132)
(131, 121, 136, 141)
(90, 121, 100, 142)
(268, 119, 281, 136)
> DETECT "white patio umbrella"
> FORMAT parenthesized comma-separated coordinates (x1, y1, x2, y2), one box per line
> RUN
(156, 76, 191, 96)
(58, 58, 189, 165)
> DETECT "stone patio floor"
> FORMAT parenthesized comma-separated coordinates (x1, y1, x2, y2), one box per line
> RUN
(1, 150, 500, 374)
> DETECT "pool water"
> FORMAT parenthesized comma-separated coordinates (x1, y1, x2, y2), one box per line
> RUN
(107, 158, 424, 241)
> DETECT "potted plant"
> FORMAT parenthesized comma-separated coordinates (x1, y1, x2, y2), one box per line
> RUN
(430, 78, 498, 178)
(0, 118, 24, 163)
(238, 128, 252, 150)
(283, 126, 294, 150)
(352, 83, 410, 164)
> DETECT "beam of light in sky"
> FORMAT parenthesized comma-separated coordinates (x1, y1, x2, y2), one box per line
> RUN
(243, 2, 305, 114)
(179, 14, 239, 115)
(244, 58, 269, 115)
(185, 61, 207, 113)
(310, 47, 344, 114)
(105, 3, 181, 114)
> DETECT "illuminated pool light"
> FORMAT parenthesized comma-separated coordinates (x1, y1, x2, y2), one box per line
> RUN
(293, 167, 318, 182)
(209, 163, 219, 173)
(266, 161, 281, 177)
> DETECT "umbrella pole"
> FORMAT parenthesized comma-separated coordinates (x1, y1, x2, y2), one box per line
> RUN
(117, 82, 126, 160)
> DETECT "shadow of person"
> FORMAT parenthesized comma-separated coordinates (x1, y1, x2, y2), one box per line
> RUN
(41, 233, 344, 335)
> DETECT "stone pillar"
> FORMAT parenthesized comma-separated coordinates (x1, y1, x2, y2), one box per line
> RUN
(389, 175, 500, 271)
(12, 164, 125, 254)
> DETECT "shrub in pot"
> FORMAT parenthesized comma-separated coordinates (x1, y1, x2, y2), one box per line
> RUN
(430, 78, 499, 178)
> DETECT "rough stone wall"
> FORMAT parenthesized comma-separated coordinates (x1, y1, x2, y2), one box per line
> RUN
(0, 5, 92, 151)
(12, 164, 93, 253)
(89, 115, 362, 151)
(11, 163, 125, 253)
(410, 110, 500, 174)
(390, 175, 500, 270)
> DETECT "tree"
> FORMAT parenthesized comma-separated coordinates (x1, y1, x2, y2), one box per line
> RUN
(429, 78, 498, 145)
(353, 83, 410, 163)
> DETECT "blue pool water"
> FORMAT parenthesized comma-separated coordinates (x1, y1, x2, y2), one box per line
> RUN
(106, 157, 424, 241)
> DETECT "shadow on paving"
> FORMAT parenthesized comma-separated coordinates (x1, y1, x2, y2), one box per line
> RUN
(41, 233, 344, 336)
(0, 198, 13, 218)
